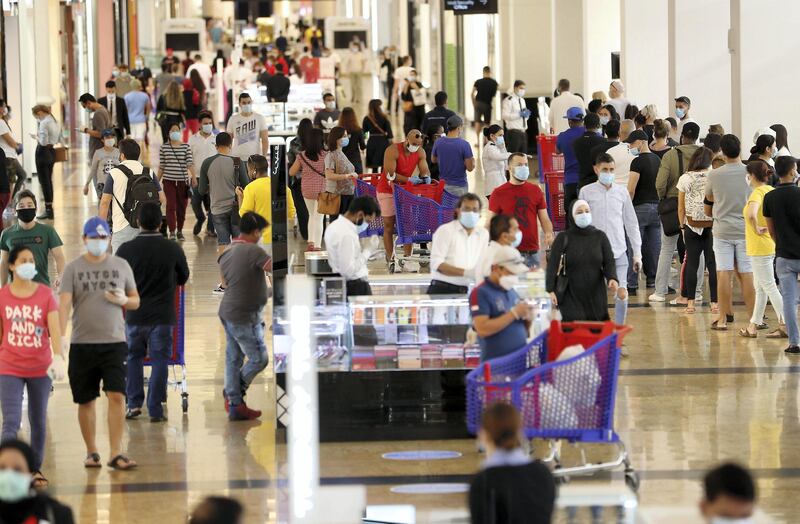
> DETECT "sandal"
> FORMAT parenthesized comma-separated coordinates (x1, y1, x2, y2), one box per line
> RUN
(766, 328, 789, 339)
(32, 471, 48, 490)
(738, 328, 757, 338)
(684, 306, 696, 314)
(710, 303, 719, 314)
(84, 452, 102, 468)
(107, 454, 138, 471)
(710, 320, 728, 331)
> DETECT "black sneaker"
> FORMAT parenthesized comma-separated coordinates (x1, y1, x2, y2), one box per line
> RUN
(176, 231, 185, 241)
(193, 218, 205, 236)
(125, 408, 142, 420)
(150, 415, 168, 423)
(667, 287, 677, 295)
(785, 345, 800, 354)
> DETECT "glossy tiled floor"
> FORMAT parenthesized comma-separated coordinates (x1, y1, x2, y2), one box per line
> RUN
(26, 125, 800, 523)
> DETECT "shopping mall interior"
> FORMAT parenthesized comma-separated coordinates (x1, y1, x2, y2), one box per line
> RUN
(0, 0, 798, 522)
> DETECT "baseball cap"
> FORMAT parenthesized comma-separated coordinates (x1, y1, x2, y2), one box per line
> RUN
(446, 114, 463, 130)
(681, 122, 700, 141)
(101, 129, 115, 138)
(491, 246, 529, 275)
(624, 130, 649, 143)
(610, 80, 625, 93)
(83, 216, 111, 238)
(674, 96, 691, 105)
(565, 107, 585, 121)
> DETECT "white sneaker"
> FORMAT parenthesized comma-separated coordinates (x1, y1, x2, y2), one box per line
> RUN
(648, 293, 666, 302)
(403, 260, 421, 273)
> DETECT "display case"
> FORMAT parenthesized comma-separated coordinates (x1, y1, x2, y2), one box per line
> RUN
(272, 304, 351, 373)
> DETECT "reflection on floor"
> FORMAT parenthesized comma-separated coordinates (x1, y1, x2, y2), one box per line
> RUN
(24, 124, 799, 524)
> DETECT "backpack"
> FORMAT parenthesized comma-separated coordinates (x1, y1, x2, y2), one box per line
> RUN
(112, 164, 160, 228)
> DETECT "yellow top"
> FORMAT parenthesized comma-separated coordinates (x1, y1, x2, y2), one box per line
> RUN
(744, 184, 774, 257)
(239, 177, 272, 244)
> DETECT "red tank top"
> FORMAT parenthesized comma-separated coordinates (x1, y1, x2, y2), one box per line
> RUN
(377, 143, 421, 194)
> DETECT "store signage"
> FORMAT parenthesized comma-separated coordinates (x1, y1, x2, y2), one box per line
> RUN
(382, 451, 463, 461)
(390, 484, 470, 494)
(444, 0, 498, 14)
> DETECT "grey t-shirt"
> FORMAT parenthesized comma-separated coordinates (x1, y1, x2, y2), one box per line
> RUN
(89, 107, 111, 160)
(218, 241, 271, 324)
(704, 162, 751, 240)
(60, 254, 137, 343)
(199, 154, 250, 215)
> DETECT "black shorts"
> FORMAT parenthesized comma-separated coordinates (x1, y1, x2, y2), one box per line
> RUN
(68, 343, 127, 404)
(474, 100, 492, 124)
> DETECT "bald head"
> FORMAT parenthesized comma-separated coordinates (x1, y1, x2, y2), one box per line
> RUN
(619, 119, 635, 142)
(406, 129, 423, 147)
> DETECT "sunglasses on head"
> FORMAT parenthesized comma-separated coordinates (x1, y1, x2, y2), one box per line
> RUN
(410, 133, 422, 139)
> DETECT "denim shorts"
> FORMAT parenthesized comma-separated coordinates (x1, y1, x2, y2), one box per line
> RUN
(212, 209, 240, 246)
(712, 237, 752, 272)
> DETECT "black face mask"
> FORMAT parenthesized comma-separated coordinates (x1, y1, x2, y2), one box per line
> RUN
(17, 208, 36, 224)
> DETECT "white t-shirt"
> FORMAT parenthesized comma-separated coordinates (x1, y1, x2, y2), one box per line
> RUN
(226, 112, 268, 160)
(0, 120, 17, 159)
(548, 92, 585, 134)
(188, 132, 218, 172)
(606, 142, 635, 186)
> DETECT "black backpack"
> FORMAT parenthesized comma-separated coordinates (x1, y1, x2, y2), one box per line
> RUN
(112, 164, 160, 228)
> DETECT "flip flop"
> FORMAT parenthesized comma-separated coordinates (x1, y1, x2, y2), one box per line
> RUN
(738, 328, 757, 338)
(32, 471, 48, 490)
(107, 454, 138, 471)
(684, 306, 696, 314)
(84, 452, 102, 468)
(710, 320, 728, 331)
(766, 328, 789, 339)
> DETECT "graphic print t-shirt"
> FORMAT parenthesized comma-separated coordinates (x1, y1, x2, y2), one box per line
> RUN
(226, 112, 268, 160)
(60, 255, 136, 344)
(0, 284, 58, 377)
(0, 223, 64, 286)
(488, 182, 547, 251)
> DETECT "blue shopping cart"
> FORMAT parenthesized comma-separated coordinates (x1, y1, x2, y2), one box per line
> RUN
(144, 286, 188, 413)
(466, 320, 638, 491)
(355, 177, 384, 238)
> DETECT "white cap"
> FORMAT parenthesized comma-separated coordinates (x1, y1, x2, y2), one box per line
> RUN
(610, 80, 625, 93)
(491, 246, 529, 275)
(753, 127, 776, 144)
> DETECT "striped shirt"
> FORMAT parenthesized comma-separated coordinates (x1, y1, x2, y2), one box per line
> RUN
(159, 143, 193, 182)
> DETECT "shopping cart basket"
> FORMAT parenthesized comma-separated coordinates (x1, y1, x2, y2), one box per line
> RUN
(465, 320, 638, 491)
(355, 177, 385, 238)
(544, 172, 566, 231)
(537, 135, 565, 182)
(144, 286, 188, 413)
(390, 184, 458, 273)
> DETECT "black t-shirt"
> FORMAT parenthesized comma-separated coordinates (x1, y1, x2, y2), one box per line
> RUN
(266, 74, 291, 102)
(473, 77, 499, 104)
(573, 132, 606, 188)
(630, 152, 661, 205)
(651, 146, 672, 159)
(763, 183, 800, 259)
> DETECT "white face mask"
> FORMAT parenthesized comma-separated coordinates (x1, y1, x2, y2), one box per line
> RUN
(104, 138, 115, 148)
(516, 88, 526, 97)
(325, 101, 336, 110)
(407, 143, 420, 153)
(499, 275, 519, 291)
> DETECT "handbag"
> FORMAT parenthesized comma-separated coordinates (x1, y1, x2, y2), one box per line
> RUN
(411, 88, 426, 107)
(317, 191, 341, 215)
(657, 148, 684, 236)
(53, 145, 69, 163)
(555, 234, 569, 304)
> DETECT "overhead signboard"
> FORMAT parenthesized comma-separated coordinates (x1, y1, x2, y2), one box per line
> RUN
(444, 0, 498, 15)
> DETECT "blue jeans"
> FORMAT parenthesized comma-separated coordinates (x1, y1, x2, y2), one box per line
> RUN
(0, 375, 51, 470)
(126, 324, 173, 418)
(212, 208, 240, 246)
(520, 251, 540, 269)
(615, 254, 629, 325)
(634, 203, 661, 283)
(222, 320, 269, 406)
(777, 257, 800, 346)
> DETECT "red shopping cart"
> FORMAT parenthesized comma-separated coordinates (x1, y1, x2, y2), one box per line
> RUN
(144, 286, 188, 413)
(544, 172, 566, 231)
(466, 320, 638, 491)
(537, 135, 565, 181)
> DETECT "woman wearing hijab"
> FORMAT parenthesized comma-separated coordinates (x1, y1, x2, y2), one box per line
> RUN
(546, 200, 619, 321)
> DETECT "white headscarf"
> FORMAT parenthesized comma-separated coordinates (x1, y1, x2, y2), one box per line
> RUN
(571, 199, 590, 220)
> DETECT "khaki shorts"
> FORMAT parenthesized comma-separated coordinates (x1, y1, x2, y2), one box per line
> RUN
(377, 192, 395, 217)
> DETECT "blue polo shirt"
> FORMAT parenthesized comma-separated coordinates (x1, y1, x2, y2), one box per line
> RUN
(555, 125, 585, 185)
(469, 278, 528, 361)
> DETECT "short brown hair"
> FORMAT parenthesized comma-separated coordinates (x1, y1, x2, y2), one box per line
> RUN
(31, 105, 51, 116)
(327, 126, 346, 151)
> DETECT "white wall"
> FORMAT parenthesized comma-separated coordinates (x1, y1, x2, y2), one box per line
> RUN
(620, 0, 669, 117)
(735, 0, 800, 153)
(501, 0, 554, 96)
(583, 0, 620, 101)
(672, 0, 732, 135)
(554, 0, 584, 97)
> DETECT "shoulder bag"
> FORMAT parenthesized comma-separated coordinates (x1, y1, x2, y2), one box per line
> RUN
(555, 233, 569, 305)
(315, 154, 342, 215)
(657, 148, 683, 236)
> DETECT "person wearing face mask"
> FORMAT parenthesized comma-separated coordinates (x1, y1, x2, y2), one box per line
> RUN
(0, 439, 74, 522)
(627, 130, 662, 290)
(604, 119, 636, 186)
(547, 79, 584, 135)
(579, 154, 642, 324)
(30, 104, 60, 220)
(427, 193, 489, 295)
(157, 123, 197, 241)
(130, 55, 153, 89)
(488, 153, 553, 268)
(421, 91, 456, 140)
(555, 107, 586, 210)
(324, 127, 360, 219)
(99, 80, 130, 142)
(0, 246, 65, 489)
(114, 64, 134, 97)
(393, 56, 414, 115)
(78, 93, 112, 166)
(313, 92, 341, 135)
(323, 196, 382, 297)
(401, 69, 426, 135)
(747, 133, 778, 186)
(86, 129, 120, 200)
(226, 93, 269, 162)
(344, 42, 366, 103)
(236, 154, 273, 255)
(123, 78, 150, 151)
(474, 214, 521, 280)
(573, 113, 606, 191)
(188, 111, 218, 237)
(481, 124, 512, 197)
(501, 80, 530, 154)
(469, 246, 532, 361)
(431, 115, 474, 196)
(606, 80, 629, 121)
(699, 463, 757, 524)
(378, 129, 430, 269)
(674, 96, 695, 138)
(58, 216, 141, 471)
(546, 200, 619, 321)
(0, 190, 65, 288)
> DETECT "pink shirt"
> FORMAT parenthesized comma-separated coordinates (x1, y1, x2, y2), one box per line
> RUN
(0, 284, 58, 377)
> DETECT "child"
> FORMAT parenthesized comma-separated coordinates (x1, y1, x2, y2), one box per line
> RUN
(85, 129, 120, 200)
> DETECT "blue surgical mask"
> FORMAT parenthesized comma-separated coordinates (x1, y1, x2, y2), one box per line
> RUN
(0, 469, 32, 503)
(340, 136, 350, 148)
(513, 165, 530, 181)
(599, 172, 615, 186)
(675, 107, 686, 119)
(600, 116, 610, 126)
(356, 219, 369, 234)
(241, 104, 253, 113)
(14, 262, 37, 281)
(574, 212, 592, 229)
(495, 136, 505, 146)
(202, 123, 214, 134)
(629, 147, 640, 157)
(86, 238, 109, 256)
(512, 230, 522, 248)
(459, 211, 480, 229)
(169, 130, 182, 142)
